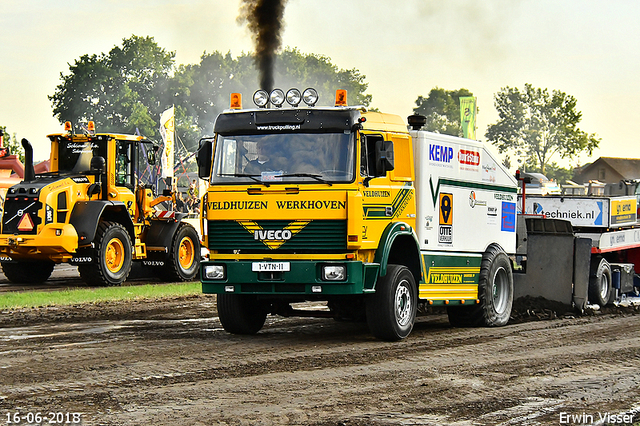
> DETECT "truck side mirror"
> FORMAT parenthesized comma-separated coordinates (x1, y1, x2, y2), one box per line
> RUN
(375, 140, 394, 176)
(197, 138, 213, 179)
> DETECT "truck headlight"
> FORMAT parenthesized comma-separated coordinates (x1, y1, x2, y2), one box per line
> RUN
(302, 88, 318, 106)
(204, 264, 225, 280)
(322, 265, 346, 281)
(253, 90, 269, 107)
(270, 89, 285, 107)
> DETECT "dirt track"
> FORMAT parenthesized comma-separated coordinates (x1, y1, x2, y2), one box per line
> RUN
(0, 295, 639, 426)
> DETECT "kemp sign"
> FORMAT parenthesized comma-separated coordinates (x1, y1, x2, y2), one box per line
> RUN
(429, 143, 454, 169)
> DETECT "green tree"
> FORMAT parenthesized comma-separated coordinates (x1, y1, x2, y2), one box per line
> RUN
(516, 155, 575, 184)
(49, 35, 176, 139)
(0, 126, 24, 163)
(50, 40, 372, 159)
(169, 47, 372, 152)
(412, 87, 474, 136)
(485, 83, 600, 175)
(276, 48, 372, 107)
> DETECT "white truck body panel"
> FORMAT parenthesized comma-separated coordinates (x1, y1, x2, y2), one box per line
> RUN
(411, 131, 518, 254)
(521, 195, 637, 228)
(579, 228, 640, 252)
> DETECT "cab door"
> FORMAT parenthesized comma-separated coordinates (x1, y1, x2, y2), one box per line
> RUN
(114, 140, 136, 218)
(359, 132, 415, 247)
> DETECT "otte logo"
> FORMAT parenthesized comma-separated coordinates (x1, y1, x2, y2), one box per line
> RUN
(458, 149, 480, 166)
(430, 144, 454, 163)
(438, 193, 453, 244)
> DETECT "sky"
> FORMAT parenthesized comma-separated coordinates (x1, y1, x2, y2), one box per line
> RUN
(2, 0, 640, 166)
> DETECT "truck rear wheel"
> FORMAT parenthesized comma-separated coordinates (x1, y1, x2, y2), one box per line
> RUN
(2, 261, 55, 284)
(366, 264, 417, 341)
(162, 223, 200, 282)
(589, 257, 612, 306)
(79, 221, 132, 286)
(447, 245, 513, 327)
(217, 294, 268, 334)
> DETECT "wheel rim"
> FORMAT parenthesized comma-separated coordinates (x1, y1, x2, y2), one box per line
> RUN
(395, 280, 412, 327)
(178, 236, 195, 270)
(492, 266, 509, 314)
(105, 237, 125, 273)
(599, 272, 610, 300)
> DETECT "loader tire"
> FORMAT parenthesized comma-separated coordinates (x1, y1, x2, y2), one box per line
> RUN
(78, 221, 132, 286)
(447, 244, 513, 327)
(161, 223, 200, 282)
(589, 257, 612, 306)
(217, 294, 268, 335)
(366, 264, 417, 341)
(2, 261, 55, 284)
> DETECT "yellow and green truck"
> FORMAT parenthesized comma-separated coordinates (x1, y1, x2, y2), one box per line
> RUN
(197, 88, 518, 340)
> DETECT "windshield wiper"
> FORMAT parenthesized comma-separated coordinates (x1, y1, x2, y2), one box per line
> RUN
(219, 173, 270, 187)
(278, 173, 333, 186)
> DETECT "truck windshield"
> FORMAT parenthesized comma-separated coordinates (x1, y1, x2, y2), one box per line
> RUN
(57, 139, 108, 174)
(210, 132, 355, 184)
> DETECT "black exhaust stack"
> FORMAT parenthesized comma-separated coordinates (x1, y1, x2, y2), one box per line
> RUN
(21, 138, 35, 182)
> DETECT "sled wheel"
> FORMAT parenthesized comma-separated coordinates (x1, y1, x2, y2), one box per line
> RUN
(217, 294, 268, 335)
(589, 257, 612, 306)
(366, 264, 417, 341)
(448, 245, 513, 327)
(2, 261, 55, 284)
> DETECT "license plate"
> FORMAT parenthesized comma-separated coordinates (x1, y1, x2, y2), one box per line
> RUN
(252, 262, 290, 272)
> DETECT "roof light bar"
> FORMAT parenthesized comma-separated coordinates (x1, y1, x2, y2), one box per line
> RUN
(252, 87, 319, 108)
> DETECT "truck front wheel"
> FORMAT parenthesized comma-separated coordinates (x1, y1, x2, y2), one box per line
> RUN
(162, 223, 200, 281)
(2, 261, 55, 284)
(79, 221, 132, 286)
(366, 264, 417, 341)
(448, 245, 513, 327)
(589, 257, 612, 306)
(217, 294, 268, 334)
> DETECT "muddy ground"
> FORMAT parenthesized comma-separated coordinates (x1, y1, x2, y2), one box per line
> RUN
(0, 293, 639, 426)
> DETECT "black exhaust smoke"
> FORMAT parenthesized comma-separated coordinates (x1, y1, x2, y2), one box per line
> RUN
(239, 0, 288, 92)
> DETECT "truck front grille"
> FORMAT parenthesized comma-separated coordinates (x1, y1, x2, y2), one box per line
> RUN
(209, 220, 347, 252)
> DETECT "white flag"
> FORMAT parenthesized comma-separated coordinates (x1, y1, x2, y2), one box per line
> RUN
(159, 106, 175, 178)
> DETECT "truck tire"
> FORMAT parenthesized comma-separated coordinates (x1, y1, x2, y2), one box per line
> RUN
(2, 261, 55, 284)
(217, 294, 268, 334)
(161, 223, 200, 282)
(78, 221, 132, 286)
(447, 245, 513, 327)
(366, 264, 417, 341)
(589, 257, 612, 306)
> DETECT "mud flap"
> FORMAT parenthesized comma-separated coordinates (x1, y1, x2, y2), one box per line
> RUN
(513, 218, 576, 306)
(572, 237, 592, 312)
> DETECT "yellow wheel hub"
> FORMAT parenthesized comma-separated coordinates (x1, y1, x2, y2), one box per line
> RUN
(105, 237, 125, 273)
(178, 237, 195, 269)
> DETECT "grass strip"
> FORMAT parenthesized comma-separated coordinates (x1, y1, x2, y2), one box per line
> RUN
(0, 281, 202, 310)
